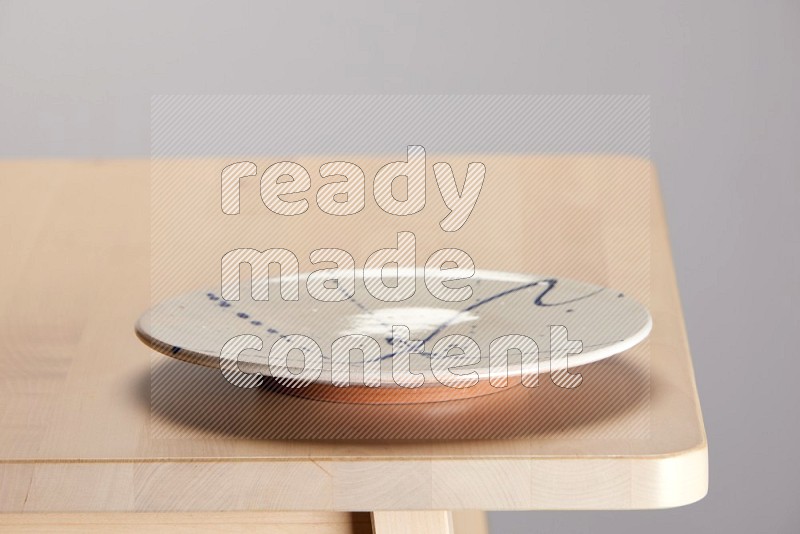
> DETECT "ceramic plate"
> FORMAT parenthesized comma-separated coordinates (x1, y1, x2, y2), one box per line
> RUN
(136, 269, 651, 402)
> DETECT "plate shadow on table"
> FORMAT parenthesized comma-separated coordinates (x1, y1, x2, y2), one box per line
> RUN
(135, 355, 650, 441)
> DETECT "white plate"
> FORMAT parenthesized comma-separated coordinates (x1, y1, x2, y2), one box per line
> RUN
(137, 269, 651, 401)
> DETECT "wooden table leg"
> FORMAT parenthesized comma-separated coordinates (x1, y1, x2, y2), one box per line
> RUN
(371, 511, 453, 534)
(371, 511, 488, 534)
(452, 511, 489, 534)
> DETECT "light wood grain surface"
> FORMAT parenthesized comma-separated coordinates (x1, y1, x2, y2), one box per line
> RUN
(0, 512, 373, 533)
(0, 158, 707, 517)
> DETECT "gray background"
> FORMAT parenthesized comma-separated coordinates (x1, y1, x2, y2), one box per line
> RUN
(1, 0, 798, 532)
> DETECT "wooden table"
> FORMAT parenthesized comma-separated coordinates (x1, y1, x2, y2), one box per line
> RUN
(0, 158, 707, 532)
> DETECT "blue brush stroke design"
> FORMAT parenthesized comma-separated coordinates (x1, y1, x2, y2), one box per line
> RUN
(204, 277, 605, 363)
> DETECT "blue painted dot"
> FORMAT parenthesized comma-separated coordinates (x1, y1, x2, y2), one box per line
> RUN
(566, 309, 574, 313)
(267, 328, 278, 334)
(237, 312, 249, 319)
(171, 346, 181, 354)
(251, 320, 262, 326)
(219, 301, 230, 307)
(207, 293, 219, 301)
